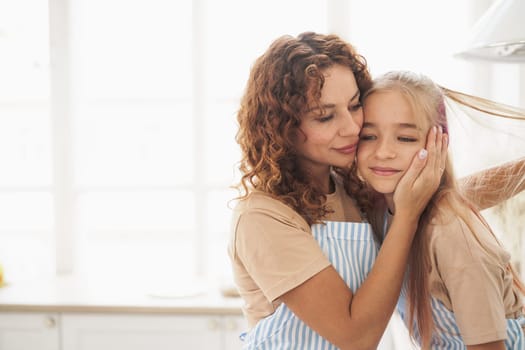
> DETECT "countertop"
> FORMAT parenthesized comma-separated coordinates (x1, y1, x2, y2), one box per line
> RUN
(0, 274, 243, 315)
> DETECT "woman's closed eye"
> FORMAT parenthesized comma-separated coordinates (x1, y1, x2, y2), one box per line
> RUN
(317, 114, 334, 123)
(349, 103, 362, 112)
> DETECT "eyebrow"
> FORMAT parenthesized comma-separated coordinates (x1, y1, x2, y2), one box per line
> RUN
(307, 89, 361, 112)
(362, 122, 419, 129)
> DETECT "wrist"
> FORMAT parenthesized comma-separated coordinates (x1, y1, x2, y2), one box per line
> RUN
(390, 210, 419, 232)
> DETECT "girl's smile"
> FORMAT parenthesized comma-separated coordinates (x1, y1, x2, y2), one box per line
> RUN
(368, 166, 402, 176)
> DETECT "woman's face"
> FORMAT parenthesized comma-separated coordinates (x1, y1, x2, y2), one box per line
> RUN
(357, 90, 426, 195)
(291, 64, 363, 179)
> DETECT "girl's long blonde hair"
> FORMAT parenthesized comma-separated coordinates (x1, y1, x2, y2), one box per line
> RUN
(362, 70, 525, 349)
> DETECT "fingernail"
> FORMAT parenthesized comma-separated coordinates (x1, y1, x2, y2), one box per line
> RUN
(418, 149, 428, 159)
(444, 134, 448, 146)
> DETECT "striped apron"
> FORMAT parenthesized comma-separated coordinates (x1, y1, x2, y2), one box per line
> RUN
(396, 283, 525, 349)
(241, 221, 379, 349)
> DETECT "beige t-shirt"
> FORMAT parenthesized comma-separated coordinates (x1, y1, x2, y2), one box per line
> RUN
(228, 178, 361, 327)
(426, 207, 523, 345)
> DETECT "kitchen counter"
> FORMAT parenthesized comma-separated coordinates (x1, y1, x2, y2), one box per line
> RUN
(0, 274, 243, 315)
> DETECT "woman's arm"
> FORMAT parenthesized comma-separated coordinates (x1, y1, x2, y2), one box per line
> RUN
(282, 212, 419, 349)
(460, 157, 525, 210)
(281, 127, 446, 349)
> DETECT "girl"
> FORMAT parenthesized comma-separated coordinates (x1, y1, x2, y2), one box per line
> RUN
(357, 70, 525, 349)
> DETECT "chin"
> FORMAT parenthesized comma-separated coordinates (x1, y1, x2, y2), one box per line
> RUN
(335, 159, 356, 169)
(368, 182, 396, 195)
(374, 188, 395, 195)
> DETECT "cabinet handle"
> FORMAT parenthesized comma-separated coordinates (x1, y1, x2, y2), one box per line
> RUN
(208, 318, 220, 331)
(225, 319, 237, 331)
(44, 316, 56, 328)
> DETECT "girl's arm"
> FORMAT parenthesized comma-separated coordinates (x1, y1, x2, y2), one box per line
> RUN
(459, 157, 525, 210)
(281, 127, 446, 349)
(467, 340, 505, 350)
(429, 210, 512, 349)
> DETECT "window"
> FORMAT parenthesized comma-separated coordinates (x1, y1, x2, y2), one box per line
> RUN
(1, 0, 522, 296)
(0, 0, 327, 288)
(0, 0, 53, 280)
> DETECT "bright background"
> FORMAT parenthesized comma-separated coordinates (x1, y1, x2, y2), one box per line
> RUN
(0, 1, 523, 341)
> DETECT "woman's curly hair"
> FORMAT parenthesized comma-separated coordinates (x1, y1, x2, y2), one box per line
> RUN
(235, 32, 372, 225)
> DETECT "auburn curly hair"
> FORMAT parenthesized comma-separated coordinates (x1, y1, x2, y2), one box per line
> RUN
(235, 32, 372, 225)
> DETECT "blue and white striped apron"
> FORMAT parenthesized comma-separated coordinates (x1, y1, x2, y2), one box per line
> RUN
(241, 221, 379, 349)
(396, 282, 525, 349)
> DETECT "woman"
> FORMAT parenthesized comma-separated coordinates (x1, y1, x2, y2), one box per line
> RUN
(357, 70, 525, 349)
(228, 32, 523, 349)
(229, 31, 445, 349)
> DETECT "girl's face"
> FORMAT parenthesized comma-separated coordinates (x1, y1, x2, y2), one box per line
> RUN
(357, 90, 426, 195)
(291, 64, 363, 180)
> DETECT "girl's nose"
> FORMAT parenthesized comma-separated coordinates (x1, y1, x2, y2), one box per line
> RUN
(375, 139, 396, 159)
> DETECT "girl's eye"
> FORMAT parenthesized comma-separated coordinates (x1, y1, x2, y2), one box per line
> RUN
(360, 134, 376, 141)
(398, 136, 418, 142)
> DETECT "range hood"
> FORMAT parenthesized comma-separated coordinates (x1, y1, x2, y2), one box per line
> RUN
(456, 0, 525, 62)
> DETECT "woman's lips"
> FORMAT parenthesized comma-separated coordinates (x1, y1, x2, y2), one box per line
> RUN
(334, 143, 357, 154)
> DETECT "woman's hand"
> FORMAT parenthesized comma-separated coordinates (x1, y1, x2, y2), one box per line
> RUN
(393, 125, 447, 222)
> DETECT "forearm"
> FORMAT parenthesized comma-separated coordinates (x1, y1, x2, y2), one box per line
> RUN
(281, 213, 418, 350)
(466, 340, 505, 350)
(460, 157, 525, 210)
(346, 214, 418, 348)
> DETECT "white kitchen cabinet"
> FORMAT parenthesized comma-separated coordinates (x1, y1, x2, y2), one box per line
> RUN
(0, 312, 60, 350)
(0, 276, 246, 349)
(61, 313, 247, 350)
(222, 315, 247, 349)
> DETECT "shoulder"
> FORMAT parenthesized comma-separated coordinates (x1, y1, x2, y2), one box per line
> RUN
(229, 192, 311, 255)
(232, 191, 309, 231)
(426, 203, 483, 268)
(427, 205, 469, 249)
(235, 190, 295, 213)
(427, 201, 510, 269)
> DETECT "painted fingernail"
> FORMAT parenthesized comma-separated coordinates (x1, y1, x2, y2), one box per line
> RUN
(418, 149, 428, 159)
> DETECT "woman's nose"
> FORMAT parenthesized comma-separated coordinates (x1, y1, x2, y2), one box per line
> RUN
(339, 111, 361, 136)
